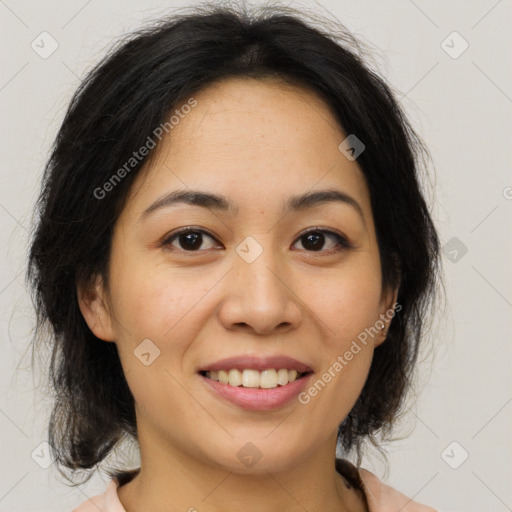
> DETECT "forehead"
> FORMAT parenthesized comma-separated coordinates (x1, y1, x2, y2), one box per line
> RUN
(169, 76, 344, 161)
(123, 76, 371, 218)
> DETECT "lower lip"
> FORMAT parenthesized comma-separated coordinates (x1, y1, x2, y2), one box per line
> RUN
(199, 373, 312, 411)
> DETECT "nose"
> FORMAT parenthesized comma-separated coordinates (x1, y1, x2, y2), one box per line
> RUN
(217, 244, 303, 336)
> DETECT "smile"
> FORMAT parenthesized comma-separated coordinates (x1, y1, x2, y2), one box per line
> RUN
(201, 368, 309, 389)
(199, 369, 313, 411)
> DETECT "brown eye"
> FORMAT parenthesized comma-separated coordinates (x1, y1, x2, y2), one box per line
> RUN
(162, 227, 351, 254)
(163, 228, 219, 252)
(292, 229, 351, 253)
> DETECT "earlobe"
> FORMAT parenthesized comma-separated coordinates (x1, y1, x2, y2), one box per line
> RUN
(375, 285, 400, 348)
(77, 274, 115, 342)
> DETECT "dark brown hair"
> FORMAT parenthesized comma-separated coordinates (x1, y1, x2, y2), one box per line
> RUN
(27, 1, 443, 484)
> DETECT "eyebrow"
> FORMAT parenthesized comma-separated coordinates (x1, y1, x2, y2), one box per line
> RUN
(139, 188, 365, 224)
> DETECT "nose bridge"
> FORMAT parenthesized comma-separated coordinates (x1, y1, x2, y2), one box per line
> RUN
(218, 234, 302, 334)
(235, 233, 286, 300)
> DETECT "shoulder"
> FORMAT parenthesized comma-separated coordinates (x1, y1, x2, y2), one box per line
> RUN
(358, 467, 439, 512)
(72, 479, 126, 512)
(75, 464, 439, 512)
(335, 458, 439, 512)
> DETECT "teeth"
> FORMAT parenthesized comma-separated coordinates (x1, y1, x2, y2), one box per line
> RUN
(277, 368, 289, 386)
(204, 368, 305, 388)
(228, 369, 242, 387)
(260, 369, 278, 388)
(242, 369, 260, 388)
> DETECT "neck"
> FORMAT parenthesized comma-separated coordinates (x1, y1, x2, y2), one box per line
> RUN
(117, 431, 364, 512)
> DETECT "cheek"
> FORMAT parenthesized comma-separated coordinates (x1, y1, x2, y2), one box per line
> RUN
(305, 262, 383, 344)
(108, 246, 202, 339)
(297, 339, 374, 434)
(110, 272, 204, 421)
(108, 255, 221, 396)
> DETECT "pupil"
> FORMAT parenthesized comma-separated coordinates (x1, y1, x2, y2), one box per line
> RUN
(181, 232, 201, 250)
(303, 232, 324, 251)
(177, 231, 326, 251)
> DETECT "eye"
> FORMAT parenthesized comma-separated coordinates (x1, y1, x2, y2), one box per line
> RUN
(292, 228, 351, 254)
(162, 227, 220, 252)
(162, 227, 351, 254)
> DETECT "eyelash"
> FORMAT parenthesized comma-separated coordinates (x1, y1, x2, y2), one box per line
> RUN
(161, 226, 352, 255)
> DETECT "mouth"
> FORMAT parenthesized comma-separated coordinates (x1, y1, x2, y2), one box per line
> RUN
(199, 368, 312, 389)
(199, 368, 313, 411)
(197, 355, 314, 410)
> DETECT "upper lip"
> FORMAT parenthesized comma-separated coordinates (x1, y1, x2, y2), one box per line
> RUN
(198, 355, 313, 373)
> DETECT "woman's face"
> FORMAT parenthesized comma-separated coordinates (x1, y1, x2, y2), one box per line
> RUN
(80, 76, 397, 473)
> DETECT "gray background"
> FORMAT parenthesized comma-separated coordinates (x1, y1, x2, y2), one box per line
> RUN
(1, 1, 511, 511)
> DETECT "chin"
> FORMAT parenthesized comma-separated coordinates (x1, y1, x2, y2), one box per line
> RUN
(199, 437, 307, 475)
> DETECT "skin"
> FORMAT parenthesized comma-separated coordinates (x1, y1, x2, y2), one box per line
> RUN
(79, 76, 398, 512)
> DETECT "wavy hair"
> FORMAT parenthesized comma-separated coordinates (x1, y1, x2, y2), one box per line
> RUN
(27, 1, 443, 484)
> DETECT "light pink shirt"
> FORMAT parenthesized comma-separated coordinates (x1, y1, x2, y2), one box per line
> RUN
(72, 468, 439, 512)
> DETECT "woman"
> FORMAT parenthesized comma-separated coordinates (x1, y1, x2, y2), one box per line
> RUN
(27, 3, 442, 511)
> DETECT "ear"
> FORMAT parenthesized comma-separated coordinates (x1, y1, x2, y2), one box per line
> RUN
(374, 283, 400, 348)
(77, 274, 115, 342)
